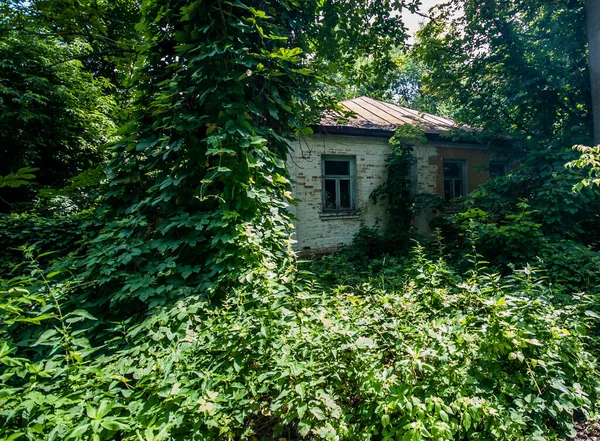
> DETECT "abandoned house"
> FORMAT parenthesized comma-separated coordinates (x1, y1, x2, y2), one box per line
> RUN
(287, 96, 509, 253)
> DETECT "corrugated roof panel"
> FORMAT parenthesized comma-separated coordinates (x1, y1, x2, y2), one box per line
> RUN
(318, 96, 462, 135)
(341, 99, 396, 128)
(361, 97, 425, 127)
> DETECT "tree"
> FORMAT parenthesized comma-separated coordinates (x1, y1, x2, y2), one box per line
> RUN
(416, 0, 592, 145)
(0, 30, 117, 209)
(2, 0, 141, 97)
(415, 0, 600, 246)
(0, 0, 142, 209)
(83, 0, 420, 309)
(332, 52, 455, 116)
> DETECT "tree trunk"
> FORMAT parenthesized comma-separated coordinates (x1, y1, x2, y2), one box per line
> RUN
(587, 0, 600, 144)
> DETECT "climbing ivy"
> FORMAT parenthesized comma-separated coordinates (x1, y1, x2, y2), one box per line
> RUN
(81, 0, 420, 311)
(370, 125, 440, 247)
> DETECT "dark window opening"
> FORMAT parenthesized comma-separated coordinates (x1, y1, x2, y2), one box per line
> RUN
(443, 160, 466, 201)
(322, 157, 356, 211)
(489, 162, 507, 177)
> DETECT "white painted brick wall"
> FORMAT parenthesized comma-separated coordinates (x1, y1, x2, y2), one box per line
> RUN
(287, 134, 390, 252)
(286, 134, 498, 251)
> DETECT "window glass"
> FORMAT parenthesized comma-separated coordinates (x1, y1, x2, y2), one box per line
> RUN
(453, 179, 462, 196)
(443, 180, 452, 201)
(324, 160, 350, 176)
(339, 179, 351, 208)
(324, 179, 337, 209)
(443, 162, 462, 178)
(322, 156, 356, 211)
(490, 162, 507, 177)
(443, 160, 465, 201)
(396, 158, 417, 197)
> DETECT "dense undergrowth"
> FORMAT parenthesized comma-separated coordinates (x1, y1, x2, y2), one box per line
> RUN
(2, 0, 600, 439)
(2, 241, 600, 441)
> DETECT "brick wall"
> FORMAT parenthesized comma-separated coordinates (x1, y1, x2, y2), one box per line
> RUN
(287, 134, 389, 252)
(429, 143, 498, 194)
(287, 134, 504, 252)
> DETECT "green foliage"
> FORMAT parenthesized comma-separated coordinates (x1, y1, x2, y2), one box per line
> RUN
(0, 29, 117, 206)
(437, 202, 548, 267)
(434, 203, 600, 302)
(0, 212, 92, 275)
(0, 0, 140, 208)
(2, 2, 599, 441)
(413, 0, 600, 270)
(331, 52, 455, 117)
(416, 0, 591, 143)
(446, 145, 600, 247)
(2, 248, 599, 440)
(83, 0, 424, 309)
(371, 126, 442, 249)
(0, 167, 38, 189)
(4, 0, 141, 96)
(568, 144, 600, 190)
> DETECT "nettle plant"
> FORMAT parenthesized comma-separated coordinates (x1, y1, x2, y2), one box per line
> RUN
(2, 1, 600, 440)
(2, 246, 599, 440)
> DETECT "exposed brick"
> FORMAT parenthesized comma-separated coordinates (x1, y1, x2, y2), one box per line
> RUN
(287, 135, 503, 252)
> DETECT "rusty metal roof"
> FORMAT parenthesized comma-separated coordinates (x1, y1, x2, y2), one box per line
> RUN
(319, 96, 461, 135)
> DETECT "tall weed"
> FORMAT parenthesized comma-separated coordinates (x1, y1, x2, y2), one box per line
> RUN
(1, 248, 598, 440)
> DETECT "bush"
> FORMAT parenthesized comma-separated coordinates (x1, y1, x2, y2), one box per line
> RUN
(0, 212, 93, 275)
(535, 240, 600, 298)
(432, 203, 549, 269)
(2, 248, 598, 440)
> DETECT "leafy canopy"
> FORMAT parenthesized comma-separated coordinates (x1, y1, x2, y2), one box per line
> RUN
(416, 0, 591, 143)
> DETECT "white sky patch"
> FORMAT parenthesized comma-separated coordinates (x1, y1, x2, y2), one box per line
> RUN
(401, 0, 449, 42)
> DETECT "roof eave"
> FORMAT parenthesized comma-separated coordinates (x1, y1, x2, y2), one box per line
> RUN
(311, 125, 511, 148)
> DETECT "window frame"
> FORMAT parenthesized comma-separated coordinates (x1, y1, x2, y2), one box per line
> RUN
(400, 156, 418, 198)
(489, 161, 508, 177)
(321, 155, 357, 212)
(443, 159, 467, 201)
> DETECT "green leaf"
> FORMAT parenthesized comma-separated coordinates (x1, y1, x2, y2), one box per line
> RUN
(310, 406, 325, 421)
(67, 425, 90, 439)
(33, 329, 58, 346)
(298, 421, 311, 437)
(67, 309, 98, 321)
(100, 419, 130, 431)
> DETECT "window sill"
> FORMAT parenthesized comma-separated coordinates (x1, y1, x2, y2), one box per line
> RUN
(319, 211, 361, 220)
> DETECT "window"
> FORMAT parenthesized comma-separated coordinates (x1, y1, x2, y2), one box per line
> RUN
(489, 161, 507, 177)
(322, 156, 356, 211)
(396, 157, 418, 198)
(443, 159, 466, 201)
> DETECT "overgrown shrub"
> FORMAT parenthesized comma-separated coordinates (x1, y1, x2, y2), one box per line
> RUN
(434, 202, 548, 268)
(0, 212, 92, 275)
(458, 147, 600, 248)
(2, 248, 598, 440)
